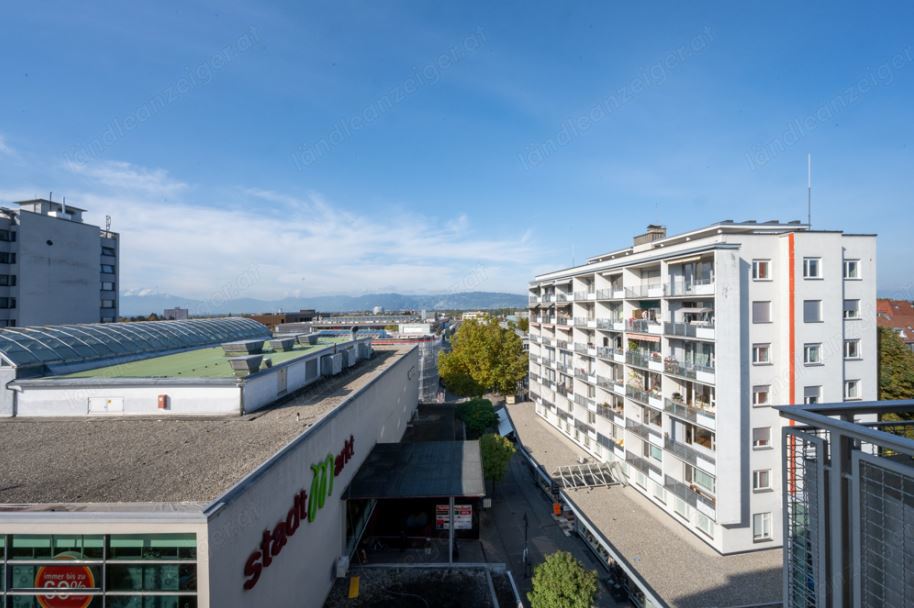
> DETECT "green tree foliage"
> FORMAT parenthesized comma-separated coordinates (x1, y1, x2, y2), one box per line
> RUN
(479, 432, 516, 490)
(456, 398, 499, 439)
(438, 318, 528, 397)
(528, 551, 599, 608)
(879, 327, 914, 420)
(517, 317, 529, 332)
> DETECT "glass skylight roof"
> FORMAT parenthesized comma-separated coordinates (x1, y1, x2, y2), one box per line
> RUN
(0, 318, 270, 368)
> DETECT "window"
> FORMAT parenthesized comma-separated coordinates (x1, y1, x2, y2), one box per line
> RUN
(752, 427, 771, 448)
(647, 443, 662, 462)
(843, 259, 860, 279)
(753, 469, 771, 491)
(803, 343, 822, 365)
(587, 411, 596, 425)
(803, 257, 821, 278)
(0, 297, 16, 309)
(101, 299, 116, 309)
(101, 264, 116, 274)
(0, 274, 16, 286)
(844, 339, 860, 359)
(752, 385, 770, 406)
(803, 300, 822, 323)
(845, 380, 861, 400)
(804, 386, 821, 405)
(752, 259, 770, 280)
(752, 301, 771, 323)
(753, 513, 772, 541)
(0, 251, 15, 264)
(101, 246, 117, 257)
(102, 281, 116, 291)
(673, 495, 690, 520)
(0, 229, 11, 242)
(685, 464, 716, 493)
(696, 512, 715, 537)
(843, 299, 860, 320)
(752, 343, 771, 364)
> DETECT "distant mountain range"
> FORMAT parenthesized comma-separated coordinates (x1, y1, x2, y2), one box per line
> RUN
(119, 291, 529, 317)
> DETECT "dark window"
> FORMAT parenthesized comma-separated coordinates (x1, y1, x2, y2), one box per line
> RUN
(0, 229, 10, 242)
(102, 246, 117, 257)
(101, 264, 116, 274)
(0, 297, 15, 309)
(102, 281, 116, 291)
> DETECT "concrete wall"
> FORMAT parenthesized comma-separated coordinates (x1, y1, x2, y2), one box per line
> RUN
(17, 210, 103, 326)
(205, 346, 419, 608)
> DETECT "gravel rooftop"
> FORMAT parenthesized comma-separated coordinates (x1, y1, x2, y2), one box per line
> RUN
(0, 346, 409, 508)
(505, 401, 783, 608)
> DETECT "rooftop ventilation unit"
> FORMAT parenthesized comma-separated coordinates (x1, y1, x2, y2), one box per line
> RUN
(227, 354, 263, 377)
(222, 339, 264, 356)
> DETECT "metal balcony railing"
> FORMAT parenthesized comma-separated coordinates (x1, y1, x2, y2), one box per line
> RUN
(556, 384, 570, 396)
(626, 319, 662, 333)
(664, 474, 716, 510)
(574, 342, 589, 355)
(664, 277, 715, 297)
(556, 339, 569, 350)
(663, 397, 716, 426)
(541, 336, 552, 346)
(555, 293, 568, 303)
(625, 385, 661, 406)
(626, 350, 661, 369)
(596, 346, 619, 360)
(626, 449, 662, 477)
(595, 288, 623, 300)
(664, 321, 715, 338)
(624, 283, 662, 298)
(663, 356, 715, 380)
(625, 417, 659, 440)
(556, 317, 570, 327)
(663, 436, 716, 466)
(574, 394, 595, 408)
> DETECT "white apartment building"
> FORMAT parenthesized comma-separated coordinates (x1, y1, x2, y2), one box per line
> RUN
(527, 221, 876, 554)
(0, 198, 119, 326)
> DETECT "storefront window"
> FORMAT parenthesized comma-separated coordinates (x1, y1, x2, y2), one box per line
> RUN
(1, 534, 197, 606)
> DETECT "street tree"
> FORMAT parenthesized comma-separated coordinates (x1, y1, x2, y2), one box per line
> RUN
(528, 550, 599, 608)
(479, 432, 516, 496)
(438, 318, 527, 397)
(455, 398, 498, 439)
(879, 326, 914, 420)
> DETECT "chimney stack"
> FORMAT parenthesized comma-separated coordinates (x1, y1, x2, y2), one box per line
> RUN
(633, 224, 667, 247)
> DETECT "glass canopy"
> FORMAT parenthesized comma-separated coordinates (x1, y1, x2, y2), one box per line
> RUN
(0, 318, 270, 368)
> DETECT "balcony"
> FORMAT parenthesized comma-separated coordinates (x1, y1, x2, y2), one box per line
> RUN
(624, 283, 663, 299)
(595, 288, 624, 300)
(556, 339, 570, 351)
(663, 436, 716, 467)
(625, 384, 661, 407)
(664, 474, 716, 513)
(556, 317, 570, 328)
(528, 296, 539, 306)
(574, 317, 596, 329)
(664, 321, 715, 340)
(555, 293, 568, 303)
(663, 397, 715, 430)
(530, 354, 541, 364)
(541, 336, 553, 347)
(663, 356, 715, 382)
(625, 349, 662, 370)
(625, 450, 662, 478)
(574, 393, 595, 409)
(574, 291, 596, 301)
(556, 384, 571, 396)
(625, 319, 663, 334)
(625, 417, 661, 441)
(556, 361, 571, 374)
(664, 277, 715, 297)
(596, 346, 619, 360)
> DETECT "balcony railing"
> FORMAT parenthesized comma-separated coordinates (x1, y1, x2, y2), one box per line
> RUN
(596, 375, 613, 390)
(528, 296, 539, 305)
(664, 277, 715, 297)
(663, 356, 715, 380)
(625, 417, 660, 440)
(556, 339, 570, 350)
(574, 394, 595, 408)
(574, 317, 594, 327)
(555, 293, 568, 303)
(574, 342, 589, 355)
(595, 288, 623, 300)
(663, 436, 716, 467)
(664, 321, 715, 338)
(625, 384, 661, 406)
(542, 294, 554, 303)
(664, 474, 716, 511)
(556, 361, 571, 373)
(624, 283, 663, 298)
(574, 291, 596, 300)
(596, 346, 620, 360)
(663, 397, 715, 427)
(574, 368, 589, 381)
(556, 384, 570, 396)
(625, 350, 661, 369)
(556, 317, 570, 327)
(625, 319, 662, 333)
(625, 450, 662, 477)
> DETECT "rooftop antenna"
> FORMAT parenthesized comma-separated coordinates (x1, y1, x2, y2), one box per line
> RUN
(807, 153, 812, 228)
(62, 196, 67, 215)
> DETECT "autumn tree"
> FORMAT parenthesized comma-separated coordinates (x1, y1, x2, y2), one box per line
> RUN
(438, 318, 527, 397)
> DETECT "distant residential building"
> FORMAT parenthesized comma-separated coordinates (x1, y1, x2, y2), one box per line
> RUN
(778, 400, 913, 608)
(461, 311, 486, 321)
(877, 298, 914, 351)
(249, 309, 316, 331)
(398, 322, 433, 335)
(528, 220, 877, 554)
(372, 305, 384, 315)
(0, 198, 119, 327)
(163, 307, 189, 321)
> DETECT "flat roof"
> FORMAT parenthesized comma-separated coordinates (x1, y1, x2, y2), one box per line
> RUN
(344, 440, 485, 499)
(57, 336, 350, 379)
(505, 401, 782, 608)
(0, 346, 411, 507)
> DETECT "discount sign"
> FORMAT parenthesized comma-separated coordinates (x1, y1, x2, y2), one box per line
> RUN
(35, 552, 95, 608)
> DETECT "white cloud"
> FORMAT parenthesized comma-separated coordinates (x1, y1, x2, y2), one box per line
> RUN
(0, 135, 15, 157)
(63, 160, 541, 299)
(64, 160, 188, 197)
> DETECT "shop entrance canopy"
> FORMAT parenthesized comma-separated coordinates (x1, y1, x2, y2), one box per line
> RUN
(343, 440, 485, 500)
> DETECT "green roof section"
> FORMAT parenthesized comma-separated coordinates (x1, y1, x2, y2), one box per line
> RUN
(61, 336, 352, 379)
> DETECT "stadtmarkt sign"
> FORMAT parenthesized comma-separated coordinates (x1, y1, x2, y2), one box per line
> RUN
(243, 435, 355, 590)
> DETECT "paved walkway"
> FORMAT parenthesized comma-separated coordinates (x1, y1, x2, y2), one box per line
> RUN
(478, 452, 630, 607)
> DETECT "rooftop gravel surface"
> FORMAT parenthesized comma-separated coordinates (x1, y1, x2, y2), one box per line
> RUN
(0, 346, 408, 507)
(505, 401, 783, 608)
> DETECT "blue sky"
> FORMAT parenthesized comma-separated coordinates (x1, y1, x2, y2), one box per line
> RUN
(1, 1, 912, 299)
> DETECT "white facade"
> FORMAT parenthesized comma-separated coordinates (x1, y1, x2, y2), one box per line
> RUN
(527, 221, 877, 554)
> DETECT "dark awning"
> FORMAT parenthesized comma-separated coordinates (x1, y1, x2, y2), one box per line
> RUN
(343, 440, 485, 499)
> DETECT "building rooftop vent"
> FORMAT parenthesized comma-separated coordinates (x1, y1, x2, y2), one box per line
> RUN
(633, 224, 667, 246)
